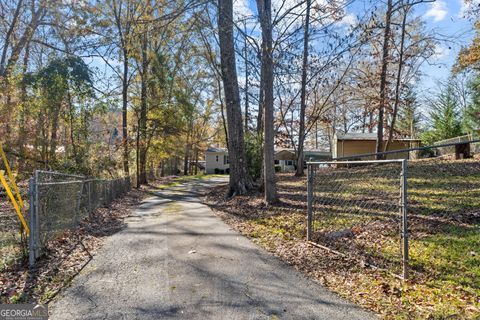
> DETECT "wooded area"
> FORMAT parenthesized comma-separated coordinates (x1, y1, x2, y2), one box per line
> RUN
(1, 1, 480, 318)
(0, 0, 479, 200)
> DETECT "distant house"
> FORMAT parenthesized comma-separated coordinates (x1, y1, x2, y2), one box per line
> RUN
(205, 147, 331, 174)
(332, 133, 421, 160)
(205, 147, 229, 174)
(275, 149, 331, 171)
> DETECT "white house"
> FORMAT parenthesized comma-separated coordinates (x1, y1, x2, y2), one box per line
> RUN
(205, 147, 331, 174)
(205, 147, 229, 174)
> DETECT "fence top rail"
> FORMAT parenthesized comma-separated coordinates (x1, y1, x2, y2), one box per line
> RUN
(332, 138, 480, 161)
(36, 180, 85, 186)
(307, 159, 406, 165)
(35, 170, 86, 179)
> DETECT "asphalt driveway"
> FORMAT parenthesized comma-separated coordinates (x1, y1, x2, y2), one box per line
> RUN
(49, 177, 374, 319)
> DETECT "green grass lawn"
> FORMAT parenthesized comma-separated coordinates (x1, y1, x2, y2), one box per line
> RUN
(310, 160, 480, 317)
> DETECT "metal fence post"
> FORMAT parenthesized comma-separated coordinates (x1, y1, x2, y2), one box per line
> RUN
(86, 181, 90, 215)
(103, 181, 107, 206)
(28, 177, 35, 267)
(401, 159, 409, 280)
(34, 171, 40, 259)
(307, 164, 314, 241)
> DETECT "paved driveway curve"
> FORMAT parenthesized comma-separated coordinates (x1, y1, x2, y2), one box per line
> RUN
(49, 177, 375, 320)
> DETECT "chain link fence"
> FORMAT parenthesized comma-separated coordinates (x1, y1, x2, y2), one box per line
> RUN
(29, 171, 131, 265)
(307, 154, 480, 280)
(0, 185, 28, 271)
(307, 160, 408, 278)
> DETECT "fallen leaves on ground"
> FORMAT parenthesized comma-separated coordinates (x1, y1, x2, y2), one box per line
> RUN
(203, 173, 480, 320)
(0, 188, 145, 304)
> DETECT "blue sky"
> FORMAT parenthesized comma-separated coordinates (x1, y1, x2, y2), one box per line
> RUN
(411, 0, 477, 90)
(234, 0, 478, 92)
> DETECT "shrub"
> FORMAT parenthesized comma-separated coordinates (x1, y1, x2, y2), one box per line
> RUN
(274, 165, 281, 172)
(245, 132, 263, 180)
(214, 168, 220, 174)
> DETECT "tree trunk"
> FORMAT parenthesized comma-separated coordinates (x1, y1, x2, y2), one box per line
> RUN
(183, 117, 193, 176)
(49, 104, 61, 164)
(67, 88, 79, 164)
(295, 0, 311, 177)
(194, 146, 198, 175)
(136, 119, 140, 188)
(244, 21, 249, 133)
(183, 136, 191, 176)
(376, 0, 393, 159)
(216, 77, 229, 148)
(18, 43, 29, 171)
(218, 0, 253, 197)
(183, 145, 189, 176)
(138, 33, 148, 185)
(257, 0, 277, 203)
(257, 44, 265, 134)
(385, 4, 408, 152)
(122, 48, 130, 176)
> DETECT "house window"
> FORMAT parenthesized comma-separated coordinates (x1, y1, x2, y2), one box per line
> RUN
(216, 155, 219, 162)
(286, 160, 293, 166)
(224, 155, 229, 164)
(274, 160, 279, 165)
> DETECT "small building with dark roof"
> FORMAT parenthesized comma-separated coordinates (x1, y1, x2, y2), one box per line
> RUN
(205, 146, 331, 174)
(333, 133, 421, 160)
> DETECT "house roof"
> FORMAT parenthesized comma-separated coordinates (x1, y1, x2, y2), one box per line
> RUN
(336, 133, 421, 142)
(274, 148, 330, 155)
(304, 150, 331, 156)
(206, 147, 331, 155)
(206, 147, 227, 153)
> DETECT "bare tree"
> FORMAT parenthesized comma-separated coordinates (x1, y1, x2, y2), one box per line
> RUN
(376, 0, 393, 158)
(0, 0, 47, 81)
(385, 2, 408, 151)
(256, 0, 277, 203)
(295, 0, 311, 177)
(109, 0, 138, 176)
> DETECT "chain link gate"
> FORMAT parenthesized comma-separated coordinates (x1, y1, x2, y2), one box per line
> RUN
(306, 160, 409, 279)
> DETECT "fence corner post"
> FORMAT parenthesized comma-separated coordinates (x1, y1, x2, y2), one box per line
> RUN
(401, 159, 409, 280)
(307, 163, 314, 242)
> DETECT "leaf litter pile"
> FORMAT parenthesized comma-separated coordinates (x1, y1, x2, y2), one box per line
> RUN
(204, 167, 480, 319)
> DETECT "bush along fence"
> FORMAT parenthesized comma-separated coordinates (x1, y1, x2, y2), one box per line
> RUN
(306, 155, 480, 281)
(28, 171, 131, 266)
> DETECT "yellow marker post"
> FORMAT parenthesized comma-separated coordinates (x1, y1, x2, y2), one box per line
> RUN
(0, 145, 24, 209)
(0, 170, 29, 235)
